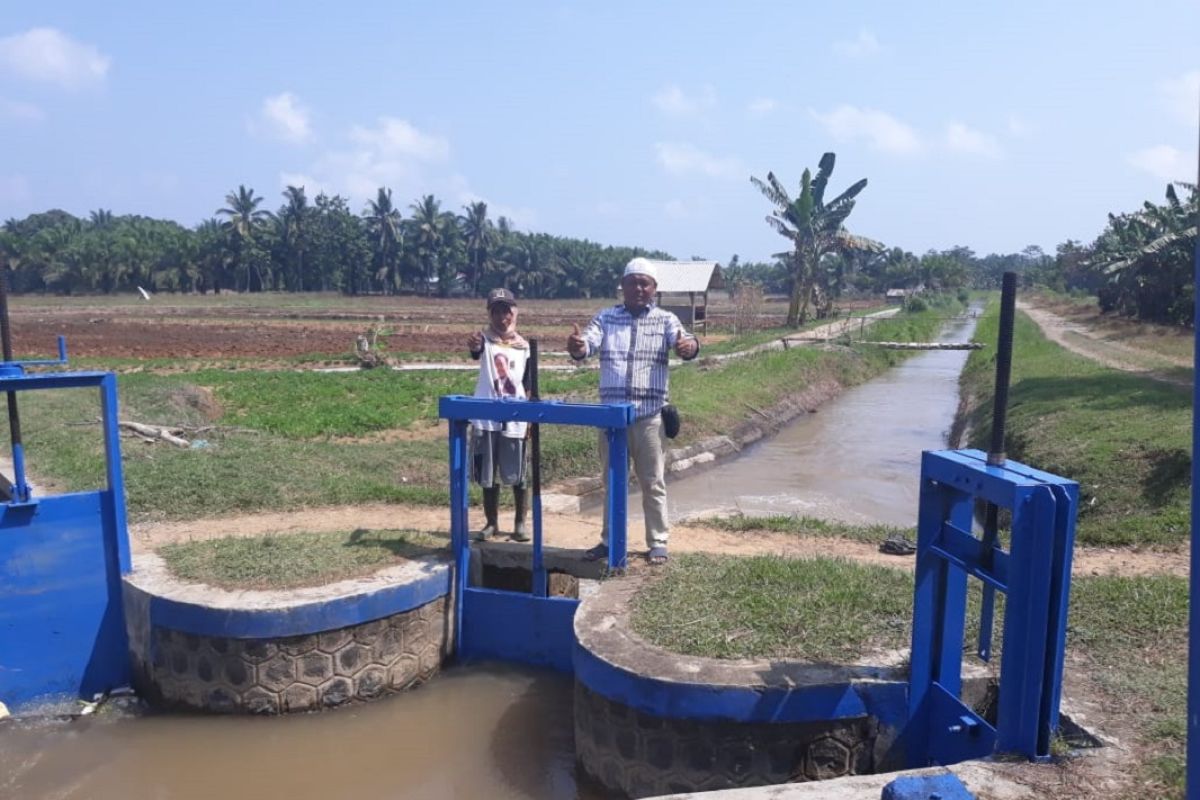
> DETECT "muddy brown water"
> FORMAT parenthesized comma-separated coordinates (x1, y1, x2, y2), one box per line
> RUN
(1, 314, 979, 800)
(609, 310, 981, 529)
(0, 665, 600, 800)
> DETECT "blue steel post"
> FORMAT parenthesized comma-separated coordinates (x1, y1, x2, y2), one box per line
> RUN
(996, 486, 1056, 756)
(449, 418, 470, 649)
(1187, 117, 1200, 800)
(606, 427, 628, 570)
(100, 374, 131, 574)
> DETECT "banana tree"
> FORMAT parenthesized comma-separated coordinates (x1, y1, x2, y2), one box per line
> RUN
(751, 153, 880, 326)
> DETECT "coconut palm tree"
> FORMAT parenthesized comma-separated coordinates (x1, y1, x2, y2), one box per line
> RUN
(409, 194, 445, 295)
(278, 186, 310, 291)
(751, 153, 879, 326)
(216, 185, 272, 291)
(362, 188, 402, 293)
(461, 200, 494, 295)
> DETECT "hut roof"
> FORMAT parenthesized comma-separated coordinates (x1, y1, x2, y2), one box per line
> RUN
(644, 260, 723, 293)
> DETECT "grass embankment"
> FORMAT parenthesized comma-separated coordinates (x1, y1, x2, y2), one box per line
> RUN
(960, 300, 1190, 547)
(8, 301, 955, 521)
(159, 529, 443, 590)
(630, 552, 1187, 796)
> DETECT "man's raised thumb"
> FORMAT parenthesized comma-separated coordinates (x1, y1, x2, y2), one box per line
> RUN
(572, 323, 580, 336)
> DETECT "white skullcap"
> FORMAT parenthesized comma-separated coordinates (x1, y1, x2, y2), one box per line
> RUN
(623, 258, 657, 282)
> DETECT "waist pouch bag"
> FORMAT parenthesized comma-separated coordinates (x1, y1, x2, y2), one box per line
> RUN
(661, 404, 680, 439)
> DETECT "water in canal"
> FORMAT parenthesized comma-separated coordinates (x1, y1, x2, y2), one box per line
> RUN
(660, 310, 981, 528)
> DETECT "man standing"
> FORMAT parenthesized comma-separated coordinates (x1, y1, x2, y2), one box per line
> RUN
(567, 258, 700, 564)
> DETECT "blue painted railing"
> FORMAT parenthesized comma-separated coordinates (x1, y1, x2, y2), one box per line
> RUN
(438, 395, 634, 671)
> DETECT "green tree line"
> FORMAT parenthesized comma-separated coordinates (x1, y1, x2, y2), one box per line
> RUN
(0, 185, 670, 298)
(1026, 182, 1198, 326)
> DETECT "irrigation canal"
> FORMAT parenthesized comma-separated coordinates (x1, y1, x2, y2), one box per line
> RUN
(0, 311, 980, 800)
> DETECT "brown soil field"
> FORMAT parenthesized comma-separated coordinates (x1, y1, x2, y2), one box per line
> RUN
(5, 293, 817, 360)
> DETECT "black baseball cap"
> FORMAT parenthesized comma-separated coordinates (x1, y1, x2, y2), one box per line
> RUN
(487, 288, 517, 308)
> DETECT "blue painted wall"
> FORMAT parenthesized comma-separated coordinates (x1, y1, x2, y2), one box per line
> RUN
(0, 491, 131, 710)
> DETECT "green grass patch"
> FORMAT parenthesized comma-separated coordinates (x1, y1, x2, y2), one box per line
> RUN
(960, 301, 1190, 546)
(10, 302, 957, 521)
(631, 553, 913, 661)
(1068, 574, 1187, 797)
(698, 514, 910, 544)
(159, 528, 445, 589)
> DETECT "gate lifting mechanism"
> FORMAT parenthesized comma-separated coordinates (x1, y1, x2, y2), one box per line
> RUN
(907, 273, 1079, 766)
(439, 339, 634, 671)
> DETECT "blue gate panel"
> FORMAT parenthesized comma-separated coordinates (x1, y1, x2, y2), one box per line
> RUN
(0, 491, 131, 710)
(459, 587, 580, 672)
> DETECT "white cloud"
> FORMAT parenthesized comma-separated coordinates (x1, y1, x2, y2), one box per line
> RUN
(654, 142, 744, 179)
(833, 30, 881, 58)
(252, 92, 312, 144)
(945, 122, 1002, 158)
(651, 84, 717, 115)
(0, 98, 44, 122)
(747, 97, 778, 115)
(664, 199, 687, 219)
(811, 105, 922, 155)
(281, 117, 457, 208)
(348, 117, 449, 161)
(1160, 69, 1200, 128)
(1127, 145, 1195, 182)
(0, 28, 109, 89)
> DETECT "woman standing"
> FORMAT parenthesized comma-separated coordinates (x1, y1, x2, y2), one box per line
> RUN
(466, 288, 530, 541)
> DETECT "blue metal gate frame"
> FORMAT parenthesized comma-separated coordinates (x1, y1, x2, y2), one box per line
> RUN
(439, 395, 634, 671)
(0, 354, 133, 711)
(907, 448, 1078, 766)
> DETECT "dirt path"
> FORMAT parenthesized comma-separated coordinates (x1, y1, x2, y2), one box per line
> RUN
(130, 502, 1188, 578)
(1018, 300, 1191, 387)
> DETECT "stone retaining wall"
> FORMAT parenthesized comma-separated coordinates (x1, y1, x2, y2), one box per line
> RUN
(134, 596, 449, 714)
(123, 552, 452, 714)
(575, 682, 878, 798)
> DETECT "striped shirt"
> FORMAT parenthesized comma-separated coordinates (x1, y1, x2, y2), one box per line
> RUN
(574, 303, 699, 419)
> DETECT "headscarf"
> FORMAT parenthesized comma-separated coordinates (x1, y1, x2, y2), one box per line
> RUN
(484, 305, 528, 349)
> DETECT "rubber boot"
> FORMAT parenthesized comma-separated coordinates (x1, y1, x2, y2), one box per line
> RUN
(475, 487, 499, 541)
(511, 486, 530, 542)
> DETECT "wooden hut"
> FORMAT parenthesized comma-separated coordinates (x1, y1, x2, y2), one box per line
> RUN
(645, 260, 724, 335)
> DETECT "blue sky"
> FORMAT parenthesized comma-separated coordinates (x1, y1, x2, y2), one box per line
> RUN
(0, 2, 1196, 263)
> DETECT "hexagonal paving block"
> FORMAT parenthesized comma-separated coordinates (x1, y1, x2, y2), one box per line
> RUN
(371, 627, 405, 664)
(256, 653, 297, 693)
(319, 677, 354, 707)
(206, 686, 239, 713)
(352, 619, 388, 645)
(279, 634, 318, 656)
(207, 637, 230, 656)
(388, 653, 421, 690)
(241, 639, 279, 664)
(356, 666, 387, 700)
(195, 654, 216, 683)
(223, 656, 253, 690)
(297, 652, 334, 686)
(334, 643, 372, 677)
(850, 739, 873, 774)
(242, 687, 280, 715)
(317, 628, 353, 654)
(282, 683, 318, 713)
(804, 734, 852, 780)
(417, 642, 442, 682)
(400, 615, 427, 649)
(169, 648, 191, 677)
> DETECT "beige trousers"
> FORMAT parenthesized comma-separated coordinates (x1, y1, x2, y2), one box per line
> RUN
(599, 413, 669, 549)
